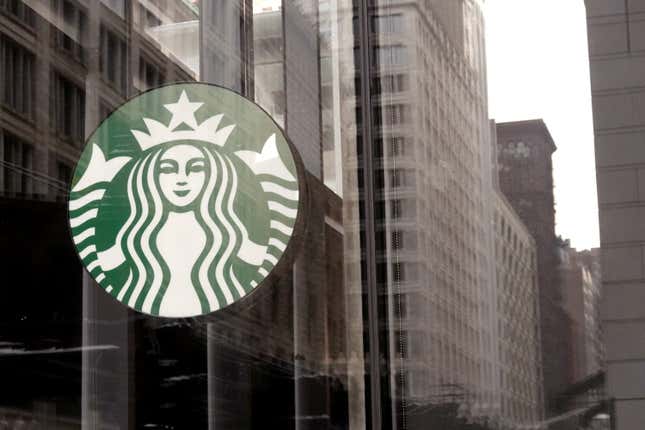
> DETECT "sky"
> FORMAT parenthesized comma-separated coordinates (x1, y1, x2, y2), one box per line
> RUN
(484, 0, 600, 250)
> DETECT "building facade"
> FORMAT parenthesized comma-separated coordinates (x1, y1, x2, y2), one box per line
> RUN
(490, 120, 544, 428)
(559, 245, 604, 382)
(0, 0, 553, 429)
(493, 193, 544, 428)
(586, 0, 645, 428)
(495, 119, 576, 425)
(347, 2, 545, 428)
(1, 0, 359, 427)
(578, 247, 604, 376)
(348, 0, 495, 425)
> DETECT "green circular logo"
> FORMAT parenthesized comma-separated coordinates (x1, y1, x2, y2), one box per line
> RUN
(68, 83, 303, 317)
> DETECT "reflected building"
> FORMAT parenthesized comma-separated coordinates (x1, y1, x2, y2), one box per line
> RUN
(357, 0, 496, 421)
(0, 0, 362, 428)
(0, 0, 197, 202)
(0, 1, 201, 427)
(348, 0, 545, 428)
(1, 0, 554, 429)
(253, 6, 285, 126)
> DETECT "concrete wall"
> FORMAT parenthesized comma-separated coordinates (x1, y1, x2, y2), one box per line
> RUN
(586, 1, 645, 428)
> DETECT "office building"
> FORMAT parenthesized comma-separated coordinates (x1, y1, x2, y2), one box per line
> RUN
(492, 193, 544, 428)
(346, 1, 544, 428)
(585, 1, 645, 426)
(559, 245, 604, 382)
(577, 247, 604, 376)
(496, 119, 575, 425)
(346, 0, 495, 422)
(490, 121, 544, 428)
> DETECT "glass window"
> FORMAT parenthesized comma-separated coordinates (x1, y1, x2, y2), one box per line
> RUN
(1, 35, 34, 118)
(370, 14, 403, 34)
(0, 0, 35, 26)
(99, 25, 128, 94)
(0, 0, 610, 429)
(51, 71, 85, 144)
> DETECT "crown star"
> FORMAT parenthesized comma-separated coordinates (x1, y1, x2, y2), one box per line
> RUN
(164, 91, 203, 130)
(131, 92, 236, 151)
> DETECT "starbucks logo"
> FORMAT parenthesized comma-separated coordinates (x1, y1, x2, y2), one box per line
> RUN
(68, 83, 304, 317)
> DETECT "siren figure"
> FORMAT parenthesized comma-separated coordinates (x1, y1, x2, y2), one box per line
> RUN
(68, 89, 300, 318)
(103, 140, 262, 317)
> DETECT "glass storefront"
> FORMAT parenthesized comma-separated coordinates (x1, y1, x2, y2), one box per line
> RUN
(0, 0, 605, 429)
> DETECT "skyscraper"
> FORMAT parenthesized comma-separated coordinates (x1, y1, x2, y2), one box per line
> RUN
(349, 1, 544, 427)
(495, 119, 575, 424)
(352, 0, 494, 422)
(586, 1, 645, 428)
(490, 120, 544, 428)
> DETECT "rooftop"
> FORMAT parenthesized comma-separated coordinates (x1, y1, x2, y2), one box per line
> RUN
(496, 118, 557, 152)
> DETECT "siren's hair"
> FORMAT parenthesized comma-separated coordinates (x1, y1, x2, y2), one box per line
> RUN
(115, 143, 248, 315)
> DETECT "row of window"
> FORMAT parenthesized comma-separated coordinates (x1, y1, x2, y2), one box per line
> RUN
(1, 35, 34, 118)
(0, 0, 35, 27)
(371, 73, 408, 94)
(373, 135, 410, 157)
(51, 0, 86, 63)
(351, 13, 404, 36)
(373, 229, 419, 253)
(1, 132, 33, 196)
(376, 261, 419, 283)
(50, 71, 86, 143)
(369, 198, 416, 224)
(4, 0, 159, 94)
(353, 45, 409, 69)
(2, 31, 86, 143)
(373, 103, 410, 126)
(99, 24, 129, 93)
(354, 134, 412, 164)
(2, 30, 167, 140)
(0, 131, 70, 198)
(354, 103, 412, 128)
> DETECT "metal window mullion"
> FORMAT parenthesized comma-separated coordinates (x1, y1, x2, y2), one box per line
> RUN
(357, 0, 385, 429)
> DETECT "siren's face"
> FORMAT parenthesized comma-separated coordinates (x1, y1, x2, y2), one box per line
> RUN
(157, 144, 208, 209)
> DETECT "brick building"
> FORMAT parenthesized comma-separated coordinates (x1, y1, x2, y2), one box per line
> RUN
(496, 120, 575, 426)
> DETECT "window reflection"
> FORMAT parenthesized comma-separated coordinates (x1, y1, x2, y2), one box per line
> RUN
(1, 0, 365, 427)
(0, 0, 603, 429)
(1, 36, 34, 119)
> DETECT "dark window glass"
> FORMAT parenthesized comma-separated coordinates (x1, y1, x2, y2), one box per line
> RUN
(138, 57, 165, 91)
(1, 131, 33, 197)
(0, 0, 35, 27)
(99, 25, 128, 94)
(51, 72, 85, 143)
(50, 0, 86, 63)
(1, 36, 35, 118)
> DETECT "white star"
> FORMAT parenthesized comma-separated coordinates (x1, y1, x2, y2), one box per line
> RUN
(164, 91, 203, 130)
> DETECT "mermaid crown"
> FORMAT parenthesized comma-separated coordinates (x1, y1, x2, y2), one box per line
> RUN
(131, 91, 235, 151)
